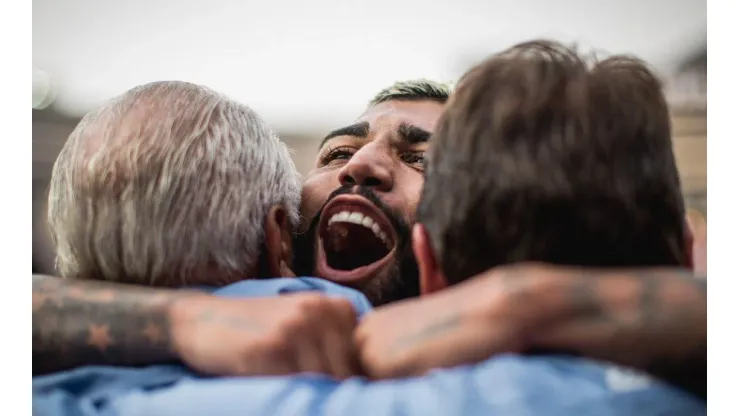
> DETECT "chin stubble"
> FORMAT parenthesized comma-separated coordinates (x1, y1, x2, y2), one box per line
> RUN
(292, 186, 420, 305)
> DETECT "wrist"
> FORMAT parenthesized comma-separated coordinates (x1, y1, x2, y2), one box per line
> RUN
(469, 265, 566, 351)
(166, 291, 216, 360)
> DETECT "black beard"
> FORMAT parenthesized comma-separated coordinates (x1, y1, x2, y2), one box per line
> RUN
(293, 185, 420, 306)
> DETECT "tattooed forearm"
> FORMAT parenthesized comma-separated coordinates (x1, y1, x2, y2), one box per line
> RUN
(545, 268, 707, 399)
(643, 274, 706, 399)
(33, 274, 196, 375)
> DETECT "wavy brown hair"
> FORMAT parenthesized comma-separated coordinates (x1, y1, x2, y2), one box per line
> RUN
(418, 40, 687, 283)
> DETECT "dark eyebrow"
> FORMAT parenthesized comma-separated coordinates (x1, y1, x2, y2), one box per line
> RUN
(397, 122, 431, 145)
(318, 122, 370, 149)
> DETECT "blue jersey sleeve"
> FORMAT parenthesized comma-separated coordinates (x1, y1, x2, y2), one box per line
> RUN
(81, 355, 704, 416)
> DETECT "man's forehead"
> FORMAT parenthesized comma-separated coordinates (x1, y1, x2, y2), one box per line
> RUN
(317, 100, 445, 150)
(356, 100, 445, 133)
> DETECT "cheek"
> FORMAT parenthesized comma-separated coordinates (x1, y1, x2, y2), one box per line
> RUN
(401, 172, 425, 221)
(300, 173, 336, 231)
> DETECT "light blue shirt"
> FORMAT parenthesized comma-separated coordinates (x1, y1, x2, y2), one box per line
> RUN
(32, 277, 705, 416)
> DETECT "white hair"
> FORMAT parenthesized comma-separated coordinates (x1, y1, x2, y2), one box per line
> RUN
(48, 81, 301, 287)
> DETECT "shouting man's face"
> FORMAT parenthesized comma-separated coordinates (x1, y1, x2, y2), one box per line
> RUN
(294, 99, 445, 305)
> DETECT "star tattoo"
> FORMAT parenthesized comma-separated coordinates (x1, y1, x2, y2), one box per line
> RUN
(142, 322, 164, 344)
(87, 324, 114, 351)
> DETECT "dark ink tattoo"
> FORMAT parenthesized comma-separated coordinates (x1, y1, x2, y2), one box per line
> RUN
(32, 275, 190, 375)
(535, 268, 706, 400)
(567, 273, 610, 321)
(640, 270, 706, 400)
(637, 272, 660, 330)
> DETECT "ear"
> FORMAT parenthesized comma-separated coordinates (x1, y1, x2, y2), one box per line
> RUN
(685, 210, 707, 274)
(412, 223, 448, 295)
(683, 217, 695, 271)
(264, 205, 295, 278)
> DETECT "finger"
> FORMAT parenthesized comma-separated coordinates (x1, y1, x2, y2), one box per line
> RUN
(353, 312, 374, 347)
(321, 298, 361, 379)
(232, 341, 299, 377)
(243, 358, 296, 377)
(329, 297, 360, 334)
(319, 323, 360, 379)
(293, 327, 334, 376)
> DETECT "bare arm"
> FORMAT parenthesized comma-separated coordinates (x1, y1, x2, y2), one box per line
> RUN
(32, 274, 192, 375)
(527, 267, 706, 399)
(33, 275, 362, 379)
(356, 265, 706, 399)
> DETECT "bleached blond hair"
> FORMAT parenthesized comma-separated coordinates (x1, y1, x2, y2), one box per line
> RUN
(368, 79, 452, 107)
(48, 81, 300, 287)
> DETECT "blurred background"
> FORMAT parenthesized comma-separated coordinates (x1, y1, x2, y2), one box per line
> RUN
(32, 0, 707, 274)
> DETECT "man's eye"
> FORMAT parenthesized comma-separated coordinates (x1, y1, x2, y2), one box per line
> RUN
(320, 147, 355, 166)
(400, 152, 425, 167)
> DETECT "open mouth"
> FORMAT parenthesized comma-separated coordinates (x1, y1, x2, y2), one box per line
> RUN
(316, 195, 398, 284)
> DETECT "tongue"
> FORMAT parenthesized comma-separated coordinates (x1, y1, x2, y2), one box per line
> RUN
(323, 222, 390, 271)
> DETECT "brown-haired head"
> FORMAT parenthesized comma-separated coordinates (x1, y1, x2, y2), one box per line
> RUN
(415, 40, 688, 288)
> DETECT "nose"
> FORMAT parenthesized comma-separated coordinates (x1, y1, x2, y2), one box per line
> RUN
(338, 142, 393, 192)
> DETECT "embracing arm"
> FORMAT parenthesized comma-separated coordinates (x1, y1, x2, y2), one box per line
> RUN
(33, 274, 190, 375)
(33, 275, 362, 379)
(524, 267, 707, 399)
(355, 265, 706, 399)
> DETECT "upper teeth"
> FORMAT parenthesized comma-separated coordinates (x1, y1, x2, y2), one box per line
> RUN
(328, 211, 391, 248)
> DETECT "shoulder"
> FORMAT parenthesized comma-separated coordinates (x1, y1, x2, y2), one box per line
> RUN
(213, 277, 373, 316)
(95, 356, 705, 416)
(447, 355, 705, 414)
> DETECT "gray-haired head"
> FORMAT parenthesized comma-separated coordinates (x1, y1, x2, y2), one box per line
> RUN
(368, 79, 452, 107)
(48, 81, 301, 287)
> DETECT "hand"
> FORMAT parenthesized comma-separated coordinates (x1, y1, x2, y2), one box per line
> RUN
(354, 267, 538, 379)
(168, 292, 361, 378)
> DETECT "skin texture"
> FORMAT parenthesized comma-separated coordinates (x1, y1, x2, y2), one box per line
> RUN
(686, 210, 707, 275)
(33, 276, 360, 379)
(33, 274, 186, 374)
(300, 100, 444, 233)
(293, 100, 445, 305)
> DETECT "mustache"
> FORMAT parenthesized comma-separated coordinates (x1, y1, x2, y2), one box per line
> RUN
(299, 185, 409, 238)
(291, 184, 421, 303)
